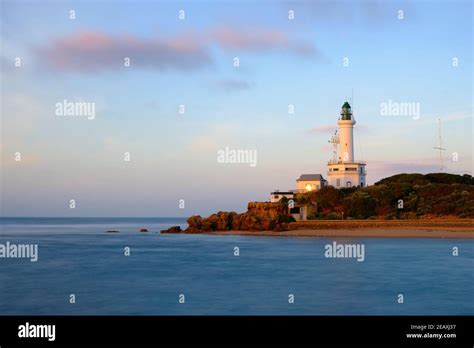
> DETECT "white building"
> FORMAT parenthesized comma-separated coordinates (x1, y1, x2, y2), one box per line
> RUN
(270, 190, 295, 203)
(327, 102, 366, 188)
(296, 174, 327, 193)
(270, 174, 327, 202)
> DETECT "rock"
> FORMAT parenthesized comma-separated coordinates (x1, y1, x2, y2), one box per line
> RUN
(139, 228, 149, 232)
(160, 226, 182, 234)
(106, 230, 119, 233)
(236, 212, 261, 231)
(231, 213, 242, 230)
(194, 211, 238, 231)
(185, 202, 294, 232)
(182, 228, 202, 234)
(201, 213, 219, 231)
(187, 215, 202, 229)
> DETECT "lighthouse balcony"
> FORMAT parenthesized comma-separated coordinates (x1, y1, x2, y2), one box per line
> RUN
(327, 160, 366, 165)
(328, 168, 366, 174)
(327, 162, 367, 175)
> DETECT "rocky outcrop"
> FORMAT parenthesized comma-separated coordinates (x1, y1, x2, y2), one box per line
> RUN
(160, 226, 182, 234)
(187, 215, 203, 229)
(177, 202, 295, 233)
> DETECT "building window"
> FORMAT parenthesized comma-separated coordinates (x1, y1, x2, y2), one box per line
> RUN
(361, 182, 364, 187)
(346, 181, 352, 187)
(336, 179, 340, 187)
(274, 195, 280, 199)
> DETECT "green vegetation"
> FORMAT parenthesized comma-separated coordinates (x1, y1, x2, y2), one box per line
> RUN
(296, 173, 474, 220)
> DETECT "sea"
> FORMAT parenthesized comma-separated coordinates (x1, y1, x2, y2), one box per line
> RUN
(0, 217, 472, 315)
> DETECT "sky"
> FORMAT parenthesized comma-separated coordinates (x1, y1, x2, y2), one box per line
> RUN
(0, 0, 472, 217)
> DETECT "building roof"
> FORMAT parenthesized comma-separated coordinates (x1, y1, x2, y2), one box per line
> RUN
(296, 174, 324, 181)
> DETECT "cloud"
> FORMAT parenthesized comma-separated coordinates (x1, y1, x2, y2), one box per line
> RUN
(308, 124, 338, 134)
(211, 25, 317, 57)
(321, 143, 333, 151)
(365, 159, 464, 184)
(369, 159, 439, 174)
(36, 31, 213, 73)
(34, 25, 318, 73)
(1, 35, 33, 74)
(284, 0, 415, 24)
(1, 93, 48, 168)
(189, 135, 218, 153)
(214, 79, 252, 91)
(0, 55, 11, 72)
(308, 123, 369, 134)
(410, 111, 472, 127)
(188, 123, 243, 154)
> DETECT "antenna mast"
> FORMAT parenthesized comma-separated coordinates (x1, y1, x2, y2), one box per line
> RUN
(350, 88, 354, 121)
(328, 130, 340, 162)
(433, 118, 446, 172)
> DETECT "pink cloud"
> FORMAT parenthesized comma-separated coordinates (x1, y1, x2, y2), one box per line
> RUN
(36, 31, 213, 73)
(369, 160, 438, 174)
(308, 124, 337, 134)
(308, 123, 369, 134)
(211, 25, 317, 56)
(321, 143, 333, 151)
(35, 26, 318, 73)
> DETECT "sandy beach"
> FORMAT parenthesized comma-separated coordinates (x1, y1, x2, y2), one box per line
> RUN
(185, 219, 474, 238)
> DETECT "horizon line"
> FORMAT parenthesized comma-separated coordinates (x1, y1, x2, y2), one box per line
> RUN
(0, 216, 188, 219)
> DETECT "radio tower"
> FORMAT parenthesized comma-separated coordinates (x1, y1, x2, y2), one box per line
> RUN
(433, 118, 446, 172)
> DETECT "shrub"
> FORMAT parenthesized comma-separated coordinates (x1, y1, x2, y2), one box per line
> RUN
(347, 191, 376, 219)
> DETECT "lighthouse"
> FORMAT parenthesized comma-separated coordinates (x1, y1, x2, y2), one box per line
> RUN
(339, 102, 355, 162)
(327, 102, 366, 188)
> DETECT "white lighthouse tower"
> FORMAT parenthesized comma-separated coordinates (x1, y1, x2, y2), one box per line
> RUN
(327, 102, 366, 188)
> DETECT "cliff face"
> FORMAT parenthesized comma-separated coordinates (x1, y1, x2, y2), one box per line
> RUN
(181, 202, 295, 233)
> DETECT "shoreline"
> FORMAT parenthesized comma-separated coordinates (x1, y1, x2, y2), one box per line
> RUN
(203, 228, 473, 238)
(171, 219, 474, 238)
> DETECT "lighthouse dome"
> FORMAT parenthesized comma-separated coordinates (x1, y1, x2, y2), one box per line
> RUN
(341, 101, 352, 120)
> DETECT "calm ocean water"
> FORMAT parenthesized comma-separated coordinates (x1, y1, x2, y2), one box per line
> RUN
(0, 217, 472, 315)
